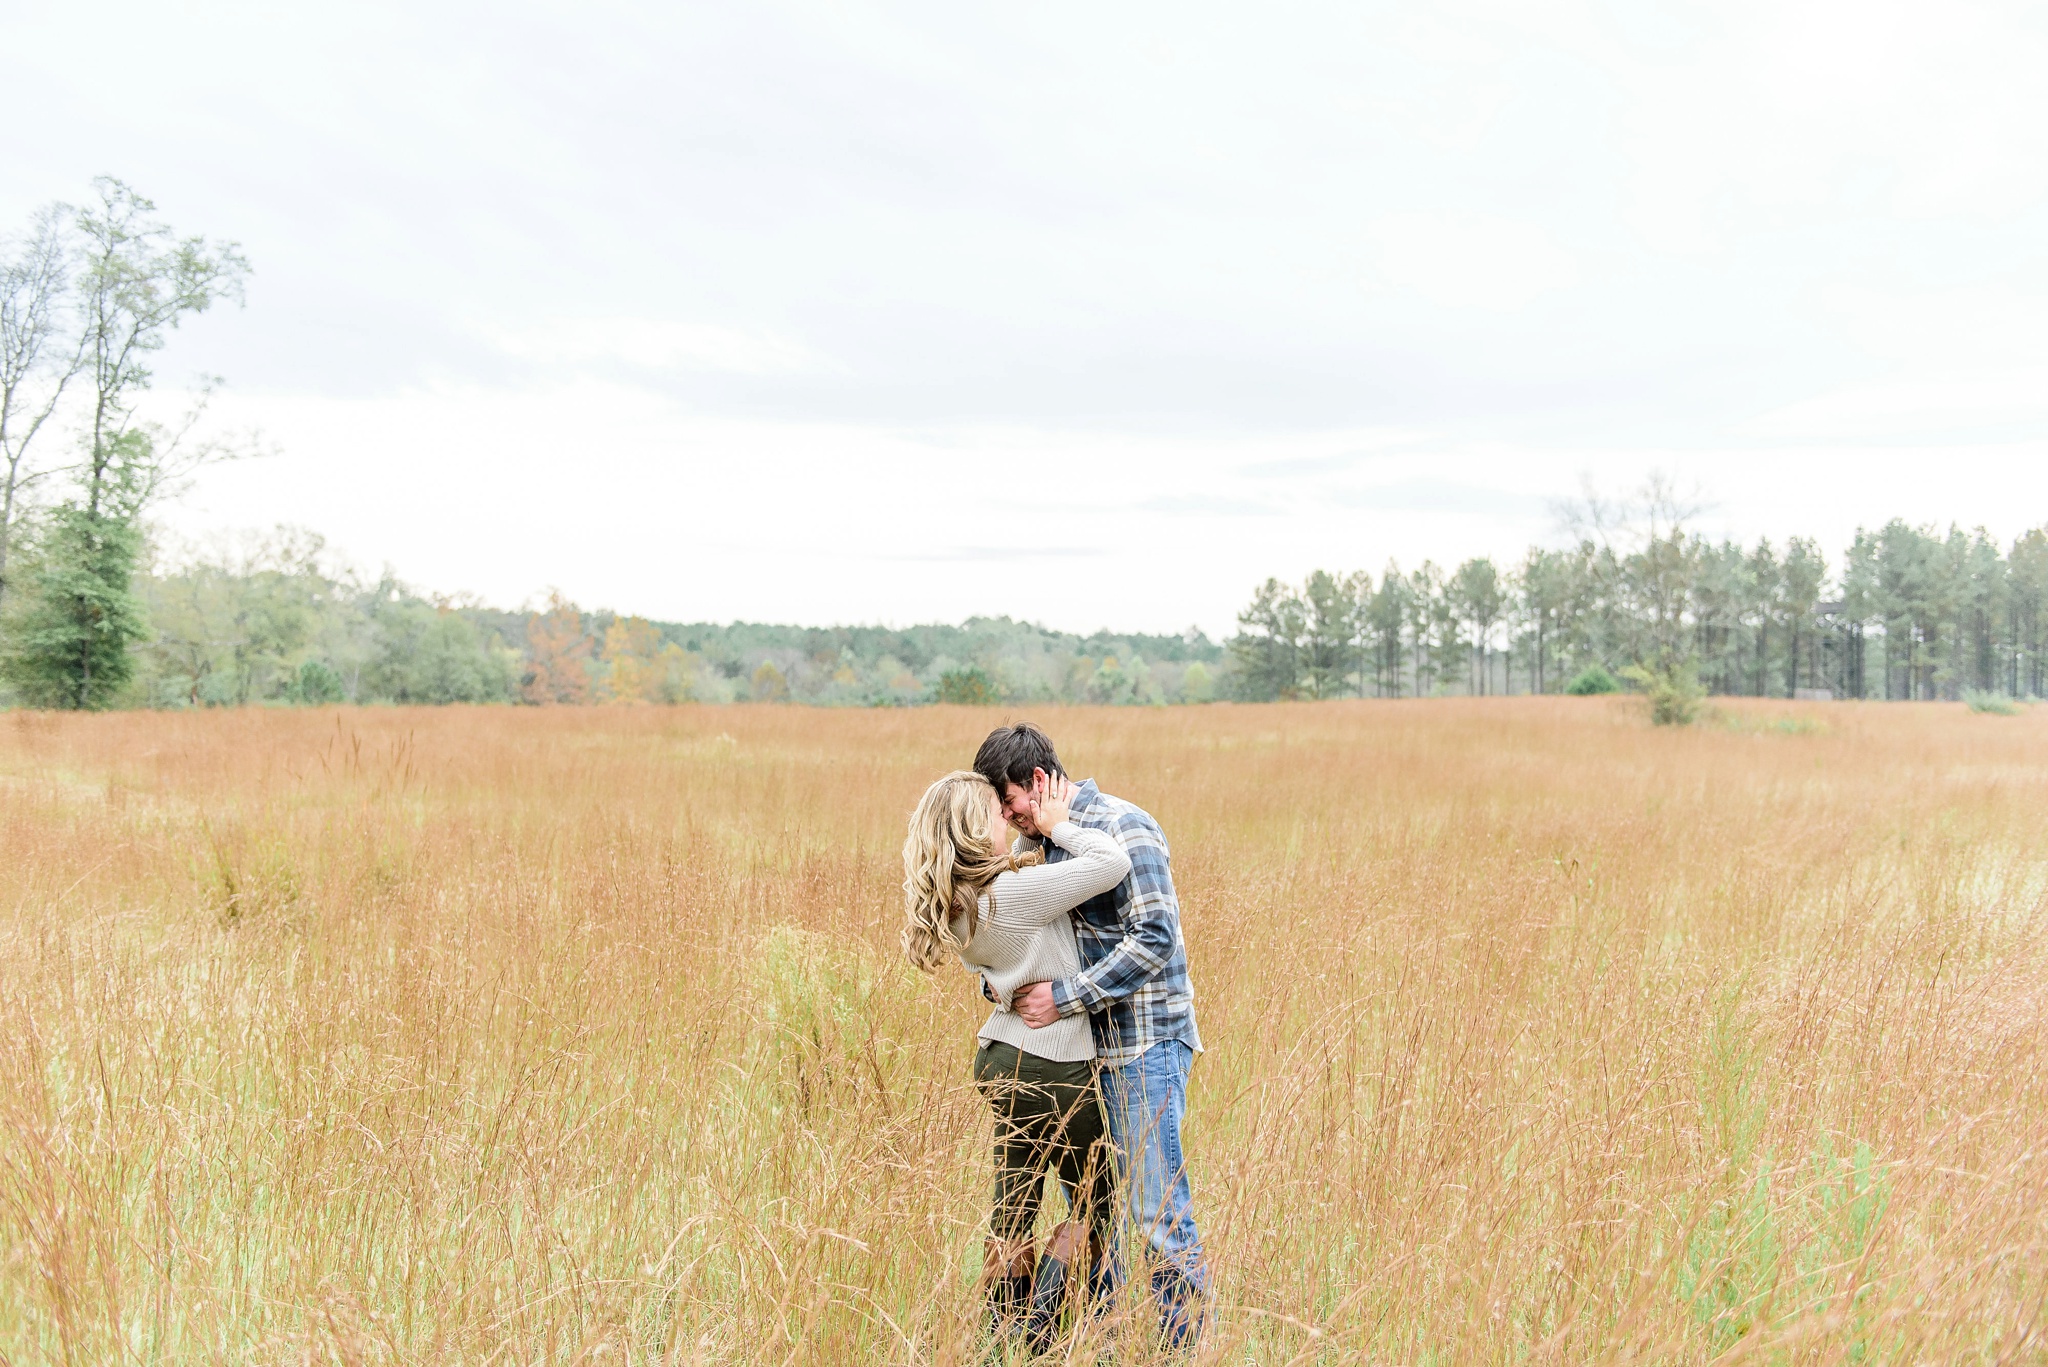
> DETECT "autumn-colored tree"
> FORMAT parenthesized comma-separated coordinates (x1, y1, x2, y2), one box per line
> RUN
(523, 592, 591, 704)
(751, 660, 789, 702)
(655, 642, 699, 703)
(601, 615, 664, 703)
(936, 664, 998, 704)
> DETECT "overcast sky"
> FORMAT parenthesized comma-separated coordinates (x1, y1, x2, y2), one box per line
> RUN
(5, 0, 2046, 636)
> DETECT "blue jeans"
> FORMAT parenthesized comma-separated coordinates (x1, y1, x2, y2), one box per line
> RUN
(1098, 1039, 1208, 1348)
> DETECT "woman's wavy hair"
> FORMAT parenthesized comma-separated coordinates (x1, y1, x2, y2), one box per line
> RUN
(901, 771, 1042, 971)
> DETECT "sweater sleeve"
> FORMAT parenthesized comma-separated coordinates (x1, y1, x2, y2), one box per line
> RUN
(984, 822, 1132, 932)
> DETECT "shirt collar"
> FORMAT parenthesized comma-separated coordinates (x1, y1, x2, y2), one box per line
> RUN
(1069, 778, 1100, 815)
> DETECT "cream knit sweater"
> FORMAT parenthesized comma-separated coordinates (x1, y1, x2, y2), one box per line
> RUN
(949, 821, 1131, 1063)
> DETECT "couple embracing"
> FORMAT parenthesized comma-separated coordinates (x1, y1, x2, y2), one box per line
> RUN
(902, 723, 1207, 1355)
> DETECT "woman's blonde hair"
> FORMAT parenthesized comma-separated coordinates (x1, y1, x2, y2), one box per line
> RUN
(901, 771, 1042, 971)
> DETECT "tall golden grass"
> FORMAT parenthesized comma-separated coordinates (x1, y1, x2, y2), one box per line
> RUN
(1, 698, 2045, 1363)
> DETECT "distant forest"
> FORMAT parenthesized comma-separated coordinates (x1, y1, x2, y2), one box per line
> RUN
(0, 526, 1224, 709)
(1231, 518, 2048, 704)
(2, 514, 2042, 712)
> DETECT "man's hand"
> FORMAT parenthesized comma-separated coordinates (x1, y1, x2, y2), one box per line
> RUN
(1015, 981, 1060, 1029)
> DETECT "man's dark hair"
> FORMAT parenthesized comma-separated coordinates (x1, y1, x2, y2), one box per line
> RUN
(974, 723, 1064, 792)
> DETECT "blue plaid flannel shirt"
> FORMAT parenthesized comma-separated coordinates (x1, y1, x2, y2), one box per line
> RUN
(1035, 780, 1201, 1068)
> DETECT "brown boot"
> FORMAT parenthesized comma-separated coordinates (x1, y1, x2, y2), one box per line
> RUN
(1079, 1228, 1118, 1325)
(983, 1238, 1037, 1346)
(1025, 1222, 1088, 1352)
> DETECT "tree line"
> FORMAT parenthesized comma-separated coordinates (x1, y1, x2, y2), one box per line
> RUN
(1228, 513, 2048, 703)
(3, 524, 1229, 709)
(109, 509, 2045, 716)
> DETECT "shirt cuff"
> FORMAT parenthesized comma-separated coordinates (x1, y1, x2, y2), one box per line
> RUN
(1050, 977, 1088, 1018)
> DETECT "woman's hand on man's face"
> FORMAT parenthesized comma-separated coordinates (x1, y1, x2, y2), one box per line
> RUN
(1030, 770, 1074, 831)
(999, 780, 1039, 836)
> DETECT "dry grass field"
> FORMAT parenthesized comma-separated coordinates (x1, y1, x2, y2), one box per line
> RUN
(2, 698, 2045, 1364)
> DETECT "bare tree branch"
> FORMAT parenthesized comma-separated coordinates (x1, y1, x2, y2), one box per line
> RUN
(0, 202, 88, 611)
(73, 176, 252, 517)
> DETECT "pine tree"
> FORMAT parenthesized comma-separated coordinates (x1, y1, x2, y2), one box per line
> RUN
(1780, 539, 1827, 694)
(2010, 530, 2048, 698)
(1366, 563, 1410, 697)
(0, 493, 146, 709)
(1229, 578, 1305, 701)
(1301, 569, 1357, 700)
(1451, 557, 1503, 695)
(1517, 548, 1571, 694)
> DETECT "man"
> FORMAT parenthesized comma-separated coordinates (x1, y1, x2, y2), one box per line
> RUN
(973, 722, 1208, 1350)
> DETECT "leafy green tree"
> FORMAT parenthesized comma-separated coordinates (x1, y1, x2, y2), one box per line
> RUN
(2, 183, 250, 710)
(1956, 529, 2006, 695)
(1230, 578, 1305, 700)
(1687, 541, 1742, 695)
(1620, 528, 1701, 671)
(361, 598, 513, 704)
(1744, 539, 1783, 697)
(1301, 569, 1357, 699)
(292, 659, 345, 705)
(1365, 563, 1410, 697)
(2010, 529, 2048, 697)
(1517, 548, 1572, 693)
(1560, 542, 1619, 681)
(225, 557, 321, 703)
(1827, 521, 2026, 701)
(1084, 655, 1129, 704)
(1780, 538, 1826, 694)
(936, 664, 998, 704)
(1565, 662, 1620, 695)
(1451, 557, 1504, 695)
(141, 529, 354, 706)
(1407, 562, 1448, 694)
(1080, 653, 1160, 705)
(1868, 521, 1938, 699)
(1840, 527, 1883, 696)
(1621, 658, 1706, 725)
(0, 473, 145, 708)
(142, 552, 230, 706)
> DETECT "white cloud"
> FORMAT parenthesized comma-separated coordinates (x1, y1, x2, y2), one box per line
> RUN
(1364, 212, 1581, 311)
(1615, 0, 2048, 251)
(1814, 273, 2048, 370)
(489, 318, 828, 376)
(1743, 366, 2048, 441)
(1746, 258, 2048, 439)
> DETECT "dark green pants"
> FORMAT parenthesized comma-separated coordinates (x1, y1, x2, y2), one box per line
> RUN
(972, 1040, 1117, 1248)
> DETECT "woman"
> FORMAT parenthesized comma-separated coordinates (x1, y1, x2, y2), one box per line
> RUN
(902, 769, 1130, 1350)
